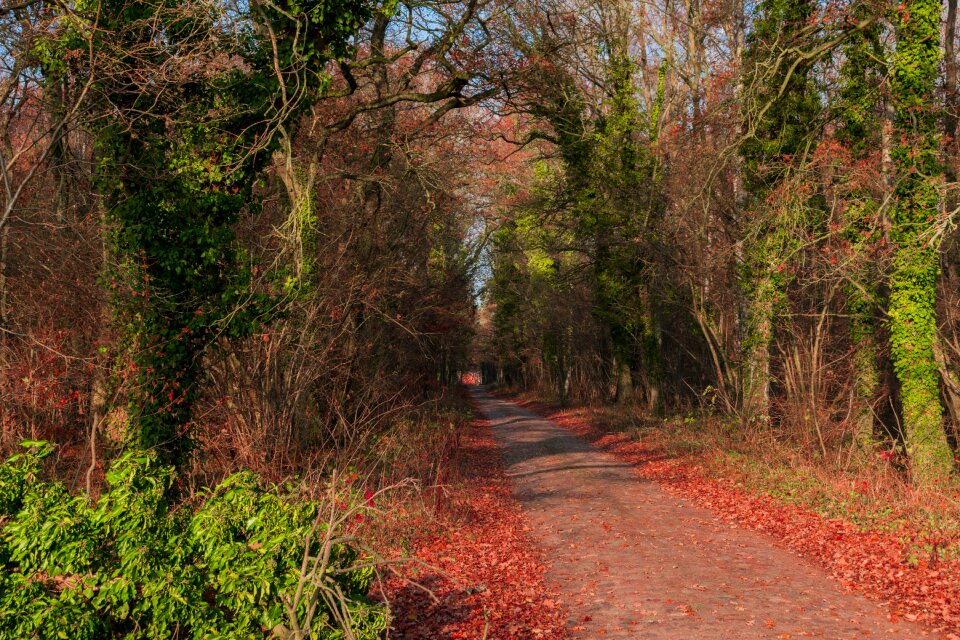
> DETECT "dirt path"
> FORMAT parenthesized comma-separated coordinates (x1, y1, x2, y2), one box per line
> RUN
(472, 387, 939, 639)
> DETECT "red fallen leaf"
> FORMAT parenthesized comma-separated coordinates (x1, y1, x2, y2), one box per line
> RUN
(384, 416, 570, 639)
(518, 398, 960, 637)
(583, 615, 592, 622)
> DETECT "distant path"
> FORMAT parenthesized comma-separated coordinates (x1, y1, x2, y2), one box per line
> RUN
(471, 386, 938, 639)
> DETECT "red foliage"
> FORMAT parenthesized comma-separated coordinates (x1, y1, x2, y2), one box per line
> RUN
(385, 419, 569, 639)
(519, 401, 960, 638)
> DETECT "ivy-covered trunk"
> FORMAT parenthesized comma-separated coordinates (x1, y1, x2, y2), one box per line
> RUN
(72, 0, 372, 467)
(889, 0, 954, 485)
(0, 222, 7, 336)
(276, 136, 319, 288)
(741, 272, 775, 423)
(849, 289, 880, 447)
(838, 16, 885, 452)
(738, 0, 819, 425)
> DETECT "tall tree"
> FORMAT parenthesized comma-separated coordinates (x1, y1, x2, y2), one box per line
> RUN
(57, 0, 373, 465)
(738, 0, 821, 423)
(888, 0, 954, 484)
(835, 6, 885, 450)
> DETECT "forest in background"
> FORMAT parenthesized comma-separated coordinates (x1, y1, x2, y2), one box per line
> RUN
(3, 0, 960, 633)
(480, 0, 960, 490)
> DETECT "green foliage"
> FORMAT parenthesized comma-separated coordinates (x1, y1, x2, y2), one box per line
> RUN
(0, 443, 386, 639)
(585, 56, 664, 393)
(888, 0, 953, 484)
(647, 60, 667, 144)
(42, 0, 374, 464)
(488, 50, 668, 401)
(741, 0, 822, 194)
(489, 207, 572, 389)
(737, 0, 823, 421)
(836, 7, 885, 157)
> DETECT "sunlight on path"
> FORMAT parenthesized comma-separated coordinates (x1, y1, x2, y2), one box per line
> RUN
(472, 387, 939, 640)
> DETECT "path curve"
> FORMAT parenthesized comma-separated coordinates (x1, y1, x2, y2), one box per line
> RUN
(472, 386, 939, 639)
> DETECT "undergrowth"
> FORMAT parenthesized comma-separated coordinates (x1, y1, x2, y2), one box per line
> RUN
(358, 396, 476, 553)
(0, 391, 483, 639)
(0, 442, 387, 639)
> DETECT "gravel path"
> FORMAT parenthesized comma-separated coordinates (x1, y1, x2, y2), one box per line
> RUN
(472, 387, 939, 639)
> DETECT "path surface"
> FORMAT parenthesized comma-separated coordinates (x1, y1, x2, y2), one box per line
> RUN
(472, 387, 939, 639)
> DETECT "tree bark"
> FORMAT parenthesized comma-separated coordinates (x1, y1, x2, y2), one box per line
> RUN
(889, 0, 954, 485)
(946, 0, 958, 173)
(741, 274, 774, 424)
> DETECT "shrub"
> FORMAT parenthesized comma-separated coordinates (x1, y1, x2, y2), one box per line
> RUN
(0, 442, 386, 639)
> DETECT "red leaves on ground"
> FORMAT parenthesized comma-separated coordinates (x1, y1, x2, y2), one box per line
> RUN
(385, 419, 569, 639)
(521, 401, 960, 637)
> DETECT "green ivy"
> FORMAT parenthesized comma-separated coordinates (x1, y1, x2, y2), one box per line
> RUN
(41, 0, 374, 465)
(738, 0, 822, 421)
(835, 12, 886, 449)
(888, 0, 954, 484)
(0, 442, 386, 639)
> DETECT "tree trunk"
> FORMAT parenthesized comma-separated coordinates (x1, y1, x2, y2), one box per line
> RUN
(614, 356, 633, 403)
(741, 274, 774, 424)
(276, 131, 320, 287)
(889, 0, 954, 485)
(640, 285, 663, 413)
(946, 0, 958, 175)
(849, 295, 879, 449)
(0, 220, 8, 337)
(889, 246, 952, 484)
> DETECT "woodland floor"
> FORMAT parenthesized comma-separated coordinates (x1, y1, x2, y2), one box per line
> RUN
(470, 386, 942, 639)
(384, 399, 569, 639)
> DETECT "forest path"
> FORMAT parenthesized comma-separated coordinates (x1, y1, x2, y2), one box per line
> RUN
(470, 386, 938, 639)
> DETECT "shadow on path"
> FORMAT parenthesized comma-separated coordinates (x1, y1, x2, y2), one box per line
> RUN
(471, 385, 939, 640)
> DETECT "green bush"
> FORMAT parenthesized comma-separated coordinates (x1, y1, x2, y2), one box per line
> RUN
(0, 442, 387, 639)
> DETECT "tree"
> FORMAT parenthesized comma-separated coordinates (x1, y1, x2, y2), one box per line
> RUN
(835, 6, 886, 450)
(887, 0, 954, 484)
(56, 0, 373, 465)
(738, 0, 822, 424)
